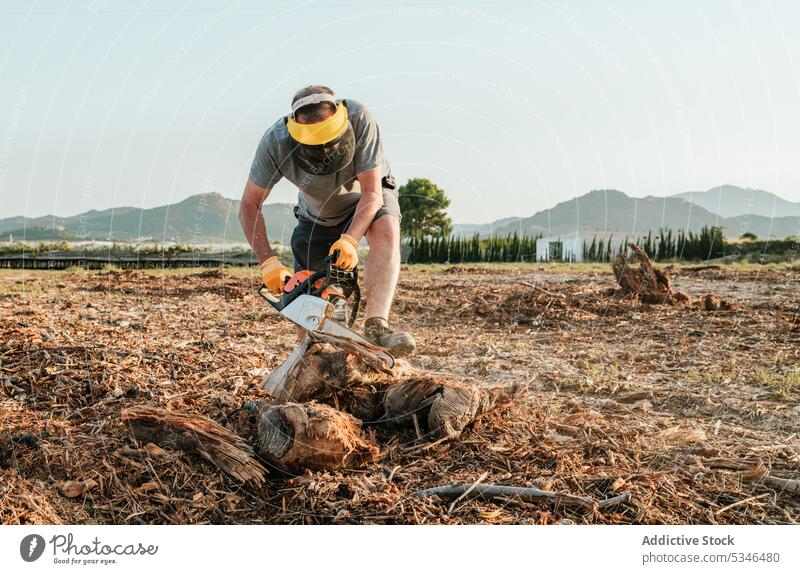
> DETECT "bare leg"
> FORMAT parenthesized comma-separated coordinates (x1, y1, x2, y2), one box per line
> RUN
(364, 214, 400, 320)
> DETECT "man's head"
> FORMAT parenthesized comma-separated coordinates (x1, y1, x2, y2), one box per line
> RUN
(286, 85, 356, 176)
(292, 85, 336, 124)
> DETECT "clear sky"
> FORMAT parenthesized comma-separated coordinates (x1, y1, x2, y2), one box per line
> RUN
(1, 0, 799, 224)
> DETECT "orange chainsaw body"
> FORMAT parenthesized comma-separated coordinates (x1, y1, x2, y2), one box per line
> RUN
(284, 269, 344, 302)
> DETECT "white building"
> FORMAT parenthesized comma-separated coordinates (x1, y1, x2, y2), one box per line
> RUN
(536, 232, 629, 262)
(536, 232, 584, 262)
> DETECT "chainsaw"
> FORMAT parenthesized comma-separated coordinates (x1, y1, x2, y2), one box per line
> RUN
(258, 252, 395, 369)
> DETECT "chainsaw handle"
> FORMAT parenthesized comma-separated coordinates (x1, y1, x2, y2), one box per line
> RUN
(258, 268, 327, 311)
(257, 251, 344, 310)
(258, 285, 284, 311)
(327, 250, 338, 268)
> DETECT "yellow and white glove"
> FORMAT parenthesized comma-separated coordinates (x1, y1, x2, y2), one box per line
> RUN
(329, 234, 359, 271)
(260, 256, 292, 295)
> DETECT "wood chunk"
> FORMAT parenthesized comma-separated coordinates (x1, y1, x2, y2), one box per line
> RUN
(703, 293, 720, 311)
(256, 402, 379, 472)
(383, 377, 521, 439)
(58, 479, 97, 498)
(263, 337, 335, 402)
(121, 406, 265, 484)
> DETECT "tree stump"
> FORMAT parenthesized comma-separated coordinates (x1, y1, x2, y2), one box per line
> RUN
(261, 336, 520, 446)
(612, 243, 688, 304)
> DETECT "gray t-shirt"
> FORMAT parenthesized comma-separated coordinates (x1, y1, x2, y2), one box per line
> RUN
(249, 99, 393, 226)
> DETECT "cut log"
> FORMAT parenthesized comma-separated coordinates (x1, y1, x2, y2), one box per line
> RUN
(263, 335, 388, 405)
(612, 243, 689, 305)
(121, 406, 265, 484)
(256, 401, 379, 473)
(381, 376, 521, 439)
(263, 337, 521, 440)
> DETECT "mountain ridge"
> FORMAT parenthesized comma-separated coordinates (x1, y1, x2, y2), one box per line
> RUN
(453, 186, 799, 239)
(0, 192, 297, 245)
(672, 184, 800, 218)
(2, 186, 798, 244)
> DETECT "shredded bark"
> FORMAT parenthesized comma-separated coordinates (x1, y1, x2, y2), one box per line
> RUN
(122, 406, 265, 484)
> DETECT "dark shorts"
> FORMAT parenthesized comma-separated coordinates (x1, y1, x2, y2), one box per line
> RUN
(290, 188, 401, 272)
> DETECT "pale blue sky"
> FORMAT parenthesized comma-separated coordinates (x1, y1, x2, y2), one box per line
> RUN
(1, 0, 798, 223)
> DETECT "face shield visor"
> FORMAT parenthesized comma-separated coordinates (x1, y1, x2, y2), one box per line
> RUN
(286, 95, 355, 176)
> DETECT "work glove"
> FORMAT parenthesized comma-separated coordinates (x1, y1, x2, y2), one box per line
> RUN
(260, 256, 292, 295)
(329, 234, 359, 271)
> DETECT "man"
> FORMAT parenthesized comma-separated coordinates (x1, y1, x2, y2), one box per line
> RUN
(238, 85, 415, 356)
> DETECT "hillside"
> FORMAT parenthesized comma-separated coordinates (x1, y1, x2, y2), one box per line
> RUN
(456, 189, 723, 238)
(0, 193, 297, 245)
(4, 187, 798, 245)
(455, 188, 799, 239)
(1, 226, 79, 242)
(673, 185, 800, 218)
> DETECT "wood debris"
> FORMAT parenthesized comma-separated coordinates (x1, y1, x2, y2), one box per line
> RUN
(121, 406, 265, 484)
(1, 266, 798, 524)
(613, 243, 689, 304)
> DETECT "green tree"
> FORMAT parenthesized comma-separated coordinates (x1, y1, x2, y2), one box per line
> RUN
(397, 178, 452, 239)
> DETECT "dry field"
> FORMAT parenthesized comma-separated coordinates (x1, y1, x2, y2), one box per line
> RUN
(1, 263, 799, 524)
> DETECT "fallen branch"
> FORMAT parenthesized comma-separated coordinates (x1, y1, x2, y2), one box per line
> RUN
(699, 458, 800, 498)
(416, 483, 595, 510)
(759, 475, 800, 496)
(682, 265, 722, 273)
(714, 493, 770, 515)
(520, 281, 564, 299)
(447, 471, 489, 513)
(597, 490, 632, 509)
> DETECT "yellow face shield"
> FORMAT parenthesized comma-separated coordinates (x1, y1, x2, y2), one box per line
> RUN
(286, 103, 349, 145)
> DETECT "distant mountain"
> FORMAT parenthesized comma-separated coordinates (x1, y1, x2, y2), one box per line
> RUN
(673, 185, 800, 218)
(4, 186, 798, 246)
(723, 214, 799, 238)
(454, 188, 799, 239)
(452, 216, 520, 237)
(0, 193, 297, 245)
(2, 226, 79, 241)
(456, 189, 723, 238)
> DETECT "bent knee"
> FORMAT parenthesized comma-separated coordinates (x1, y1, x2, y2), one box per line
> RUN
(366, 215, 400, 246)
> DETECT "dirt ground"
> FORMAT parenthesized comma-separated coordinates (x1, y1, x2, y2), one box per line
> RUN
(1, 263, 799, 524)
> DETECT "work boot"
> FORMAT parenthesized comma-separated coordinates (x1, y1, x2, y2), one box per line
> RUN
(363, 317, 416, 357)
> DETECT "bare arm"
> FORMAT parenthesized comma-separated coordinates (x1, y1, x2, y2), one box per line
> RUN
(238, 178, 274, 264)
(345, 168, 383, 241)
